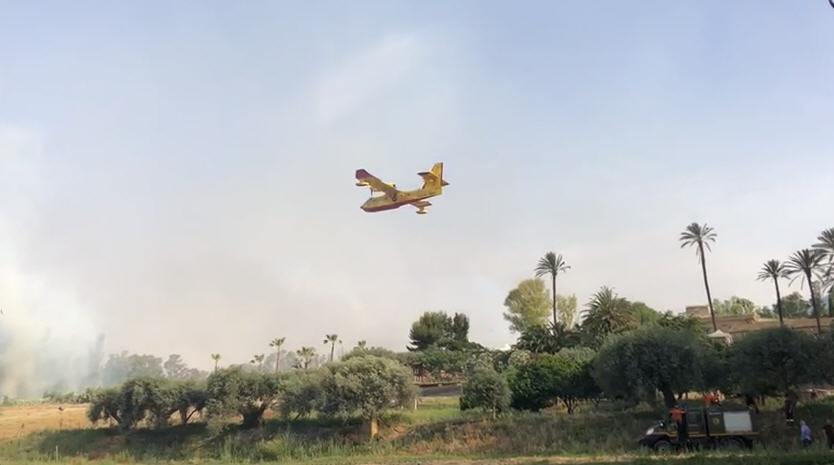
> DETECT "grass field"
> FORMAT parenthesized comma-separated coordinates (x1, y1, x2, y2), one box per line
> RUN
(2, 396, 834, 464)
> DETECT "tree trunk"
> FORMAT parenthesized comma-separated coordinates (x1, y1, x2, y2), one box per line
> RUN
(699, 242, 717, 331)
(275, 350, 281, 373)
(829, 289, 834, 318)
(661, 385, 677, 409)
(774, 277, 784, 327)
(330, 343, 335, 362)
(552, 274, 558, 327)
(363, 417, 379, 439)
(808, 270, 821, 335)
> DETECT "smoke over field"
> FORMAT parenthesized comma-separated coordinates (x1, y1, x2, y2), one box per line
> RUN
(0, 125, 103, 398)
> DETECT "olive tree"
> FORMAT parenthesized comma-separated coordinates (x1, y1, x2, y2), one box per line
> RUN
(206, 367, 281, 428)
(592, 327, 722, 408)
(459, 365, 510, 418)
(277, 369, 326, 420)
(728, 327, 821, 396)
(320, 355, 415, 438)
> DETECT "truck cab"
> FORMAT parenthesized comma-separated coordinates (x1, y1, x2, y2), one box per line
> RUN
(639, 406, 758, 451)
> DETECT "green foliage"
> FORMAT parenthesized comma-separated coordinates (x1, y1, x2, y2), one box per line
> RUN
(513, 322, 579, 354)
(206, 367, 281, 428)
(277, 369, 326, 420)
(728, 327, 822, 395)
(341, 345, 400, 362)
(555, 294, 578, 328)
(579, 286, 633, 347)
(507, 349, 599, 413)
(503, 279, 551, 333)
(779, 292, 811, 318)
(408, 311, 471, 351)
(320, 355, 415, 421)
(459, 366, 509, 418)
(592, 327, 721, 407)
(712, 296, 757, 315)
(101, 352, 164, 386)
(87, 386, 122, 426)
(405, 346, 470, 378)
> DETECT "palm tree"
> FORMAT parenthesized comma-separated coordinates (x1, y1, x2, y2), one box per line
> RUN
(210, 353, 221, 372)
(296, 347, 316, 369)
(356, 340, 367, 350)
(269, 337, 286, 373)
(814, 228, 834, 289)
(757, 259, 788, 327)
(534, 252, 571, 327)
(785, 249, 825, 335)
(323, 334, 341, 362)
(250, 354, 265, 372)
(679, 222, 718, 331)
(581, 286, 632, 345)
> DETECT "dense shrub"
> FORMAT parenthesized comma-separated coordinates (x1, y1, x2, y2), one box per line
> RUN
(459, 365, 510, 418)
(320, 355, 415, 421)
(508, 349, 597, 412)
(729, 327, 823, 396)
(277, 369, 325, 419)
(206, 367, 281, 428)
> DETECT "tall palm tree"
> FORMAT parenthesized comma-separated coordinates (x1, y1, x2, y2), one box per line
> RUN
(269, 337, 286, 373)
(323, 334, 341, 362)
(296, 347, 316, 369)
(356, 340, 367, 350)
(534, 252, 571, 327)
(210, 353, 221, 372)
(757, 259, 788, 327)
(679, 222, 718, 331)
(250, 354, 265, 372)
(785, 249, 825, 335)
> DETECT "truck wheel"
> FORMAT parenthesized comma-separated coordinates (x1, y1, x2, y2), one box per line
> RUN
(720, 437, 745, 450)
(653, 439, 673, 452)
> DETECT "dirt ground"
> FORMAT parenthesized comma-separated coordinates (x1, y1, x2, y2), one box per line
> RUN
(0, 403, 93, 440)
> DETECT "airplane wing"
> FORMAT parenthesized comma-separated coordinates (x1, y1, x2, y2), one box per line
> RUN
(355, 169, 398, 198)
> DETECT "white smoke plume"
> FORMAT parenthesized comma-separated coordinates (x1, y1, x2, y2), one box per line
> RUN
(0, 124, 102, 398)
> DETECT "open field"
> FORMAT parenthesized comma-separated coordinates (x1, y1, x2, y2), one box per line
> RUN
(3, 396, 834, 464)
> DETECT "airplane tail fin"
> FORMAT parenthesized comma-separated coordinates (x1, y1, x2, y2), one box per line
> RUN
(419, 162, 449, 190)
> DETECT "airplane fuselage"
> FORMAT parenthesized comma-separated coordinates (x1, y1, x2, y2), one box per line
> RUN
(360, 188, 438, 212)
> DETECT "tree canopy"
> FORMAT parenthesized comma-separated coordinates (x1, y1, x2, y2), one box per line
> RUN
(503, 279, 551, 333)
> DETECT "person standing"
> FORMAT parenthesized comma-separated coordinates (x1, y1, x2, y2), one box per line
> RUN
(824, 419, 834, 450)
(800, 420, 812, 448)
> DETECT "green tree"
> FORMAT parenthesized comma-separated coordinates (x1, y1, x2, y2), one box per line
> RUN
(277, 369, 325, 420)
(534, 252, 571, 327)
(785, 249, 825, 334)
(206, 367, 281, 428)
(712, 296, 757, 316)
(514, 322, 579, 354)
(269, 337, 286, 373)
(556, 294, 578, 328)
(87, 387, 123, 427)
(580, 286, 633, 346)
(728, 327, 820, 396)
(210, 353, 221, 372)
(503, 279, 551, 333)
(101, 352, 164, 386)
(680, 222, 718, 331)
(163, 354, 189, 379)
(408, 311, 470, 350)
(323, 334, 341, 362)
(507, 348, 599, 413)
(408, 311, 451, 350)
(627, 301, 660, 327)
(758, 259, 788, 326)
(320, 356, 415, 438)
(451, 313, 470, 343)
(460, 365, 510, 419)
(779, 292, 811, 318)
(592, 327, 722, 408)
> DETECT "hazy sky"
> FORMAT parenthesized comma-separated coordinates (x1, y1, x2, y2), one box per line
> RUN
(1, 1, 833, 371)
